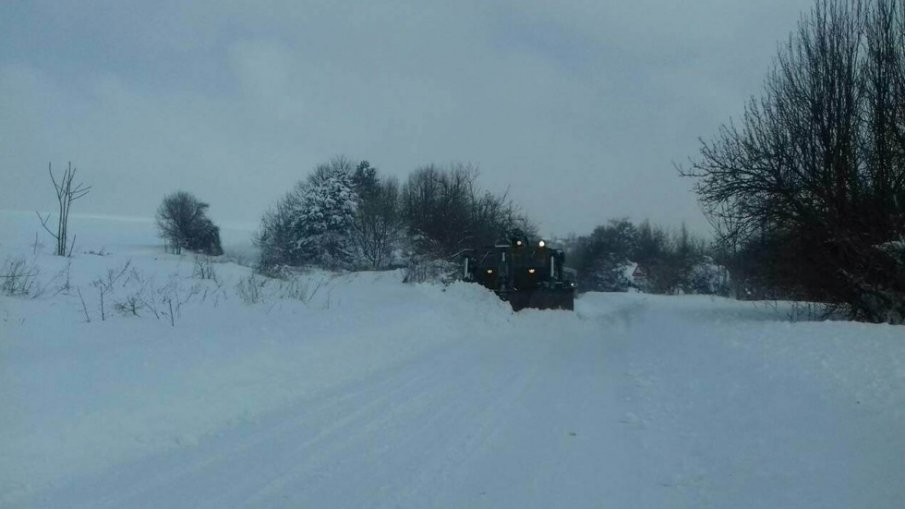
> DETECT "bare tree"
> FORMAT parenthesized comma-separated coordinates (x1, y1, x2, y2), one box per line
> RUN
(351, 162, 403, 269)
(91, 260, 132, 322)
(400, 163, 531, 259)
(36, 162, 90, 256)
(401, 164, 477, 258)
(683, 0, 905, 321)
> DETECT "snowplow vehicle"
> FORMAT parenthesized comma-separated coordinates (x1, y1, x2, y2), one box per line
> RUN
(463, 232, 577, 311)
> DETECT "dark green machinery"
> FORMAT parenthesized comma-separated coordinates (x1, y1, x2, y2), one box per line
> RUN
(463, 231, 577, 311)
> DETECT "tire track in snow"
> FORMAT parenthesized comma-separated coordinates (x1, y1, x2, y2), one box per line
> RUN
(31, 320, 589, 509)
(242, 341, 545, 508)
(28, 341, 466, 509)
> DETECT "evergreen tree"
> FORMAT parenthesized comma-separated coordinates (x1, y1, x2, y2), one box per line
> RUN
(257, 158, 358, 270)
(290, 159, 358, 269)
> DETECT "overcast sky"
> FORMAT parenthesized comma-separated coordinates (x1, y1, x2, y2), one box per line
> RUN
(1, 0, 814, 237)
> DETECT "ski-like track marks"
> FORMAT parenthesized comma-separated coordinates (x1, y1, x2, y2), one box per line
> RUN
(28, 332, 579, 509)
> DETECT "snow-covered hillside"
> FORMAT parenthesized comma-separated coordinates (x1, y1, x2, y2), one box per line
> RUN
(1, 211, 903, 508)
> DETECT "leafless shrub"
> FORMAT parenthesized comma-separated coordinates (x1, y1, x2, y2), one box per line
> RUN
(118, 267, 161, 319)
(91, 260, 132, 321)
(114, 295, 143, 317)
(1, 258, 39, 296)
(159, 276, 202, 326)
(236, 272, 267, 305)
(138, 287, 161, 320)
(403, 257, 457, 284)
(235, 269, 330, 307)
(787, 301, 836, 322)
(257, 263, 295, 280)
(192, 255, 218, 281)
(276, 275, 327, 303)
(196, 275, 228, 307)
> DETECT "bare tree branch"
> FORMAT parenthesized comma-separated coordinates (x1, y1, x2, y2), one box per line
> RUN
(38, 162, 90, 256)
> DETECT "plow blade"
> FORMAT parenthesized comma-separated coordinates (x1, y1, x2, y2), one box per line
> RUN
(498, 289, 575, 311)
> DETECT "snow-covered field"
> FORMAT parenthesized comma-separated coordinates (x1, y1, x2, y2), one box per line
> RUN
(1, 211, 904, 508)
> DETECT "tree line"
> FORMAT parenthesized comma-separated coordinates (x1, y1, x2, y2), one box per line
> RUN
(251, 157, 531, 277)
(565, 219, 730, 296)
(157, 171, 731, 296)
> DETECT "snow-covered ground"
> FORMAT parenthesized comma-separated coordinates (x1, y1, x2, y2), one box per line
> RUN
(1, 211, 903, 508)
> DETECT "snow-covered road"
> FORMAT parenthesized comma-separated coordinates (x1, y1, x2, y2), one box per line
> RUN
(13, 292, 904, 509)
(2, 214, 903, 508)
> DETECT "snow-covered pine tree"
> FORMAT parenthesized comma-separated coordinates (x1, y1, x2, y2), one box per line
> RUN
(287, 159, 359, 270)
(257, 158, 359, 271)
(257, 187, 303, 270)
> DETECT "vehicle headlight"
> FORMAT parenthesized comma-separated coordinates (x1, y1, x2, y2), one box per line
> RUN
(528, 268, 536, 274)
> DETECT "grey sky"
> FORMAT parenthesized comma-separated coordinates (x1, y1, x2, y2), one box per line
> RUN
(1, 0, 814, 237)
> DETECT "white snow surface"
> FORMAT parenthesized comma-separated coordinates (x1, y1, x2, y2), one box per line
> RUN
(1, 211, 904, 508)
